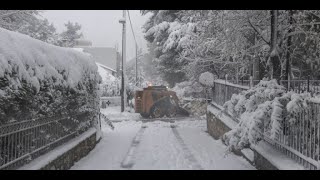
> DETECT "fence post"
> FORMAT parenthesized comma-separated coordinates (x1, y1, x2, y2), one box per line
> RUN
(250, 76, 253, 88)
(225, 74, 228, 104)
(288, 74, 291, 91)
(307, 75, 310, 92)
(241, 77, 244, 86)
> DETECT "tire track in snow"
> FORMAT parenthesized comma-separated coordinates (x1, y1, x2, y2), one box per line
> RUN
(120, 125, 147, 169)
(170, 124, 204, 170)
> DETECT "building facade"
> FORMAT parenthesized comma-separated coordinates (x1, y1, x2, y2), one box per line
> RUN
(74, 39, 121, 77)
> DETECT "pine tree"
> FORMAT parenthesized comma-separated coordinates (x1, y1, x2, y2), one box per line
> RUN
(0, 10, 59, 45)
(59, 21, 83, 47)
(142, 10, 187, 87)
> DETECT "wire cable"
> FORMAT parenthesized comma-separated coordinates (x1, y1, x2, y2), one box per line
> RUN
(127, 10, 138, 46)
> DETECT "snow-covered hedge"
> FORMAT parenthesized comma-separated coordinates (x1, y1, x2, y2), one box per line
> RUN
(221, 79, 313, 151)
(0, 28, 101, 124)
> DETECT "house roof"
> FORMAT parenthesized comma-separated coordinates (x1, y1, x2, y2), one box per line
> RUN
(96, 62, 116, 72)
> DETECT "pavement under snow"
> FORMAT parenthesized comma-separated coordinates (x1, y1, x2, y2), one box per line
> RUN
(71, 106, 255, 170)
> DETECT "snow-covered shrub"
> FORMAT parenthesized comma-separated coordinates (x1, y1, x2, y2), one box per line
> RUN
(222, 79, 312, 151)
(97, 64, 120, 97)
(182, 99, 207, 117)
(0, 28, 101, 124)
(172, 81, 204, 99)
(199, 71, 215, 87)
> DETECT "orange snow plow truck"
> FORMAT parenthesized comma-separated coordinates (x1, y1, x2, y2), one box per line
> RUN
(134, 86, 189, 118)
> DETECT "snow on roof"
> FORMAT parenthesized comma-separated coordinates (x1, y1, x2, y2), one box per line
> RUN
(96, 62, 116, 73)
(96, 63, 116, 84)
(80, 47, 118, 71)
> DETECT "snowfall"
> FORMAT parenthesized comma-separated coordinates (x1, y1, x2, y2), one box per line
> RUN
(70, 106, 255, 170)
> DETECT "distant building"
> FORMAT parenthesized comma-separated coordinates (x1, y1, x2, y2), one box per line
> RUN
(74, 38, 121, 77)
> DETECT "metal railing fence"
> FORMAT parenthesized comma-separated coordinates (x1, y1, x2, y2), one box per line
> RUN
(0, 111, 93, 170)
(209, 79, 320, 169)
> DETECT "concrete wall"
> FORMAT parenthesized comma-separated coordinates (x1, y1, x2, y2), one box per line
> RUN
(206, 106, 279, 170)
(40, 132, 97, 170)
(206, 110, 232, 140)
(252, 150, 278, 170)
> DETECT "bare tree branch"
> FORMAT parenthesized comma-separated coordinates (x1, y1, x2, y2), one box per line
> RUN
(247, 18, 270, 45)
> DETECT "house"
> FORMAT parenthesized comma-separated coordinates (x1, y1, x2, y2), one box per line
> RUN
(74, 39, 121, 77)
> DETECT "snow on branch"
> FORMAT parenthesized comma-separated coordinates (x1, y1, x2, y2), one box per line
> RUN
(221, 79, 313, 151)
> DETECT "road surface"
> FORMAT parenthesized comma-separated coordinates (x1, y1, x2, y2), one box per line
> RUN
(71, 106, 255, 170)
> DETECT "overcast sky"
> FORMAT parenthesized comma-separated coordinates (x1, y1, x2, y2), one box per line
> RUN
(41, 10, 150, 61)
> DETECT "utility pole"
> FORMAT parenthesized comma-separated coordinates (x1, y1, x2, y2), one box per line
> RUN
(135, 42, 138, 87)
(119, 10, 127, 112)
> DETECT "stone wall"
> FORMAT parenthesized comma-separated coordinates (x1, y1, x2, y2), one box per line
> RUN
(40, 132, 97, 170)
(206, 106, 280, 170)
(252, 150, 277, 170)
(206, 110, 231, 140)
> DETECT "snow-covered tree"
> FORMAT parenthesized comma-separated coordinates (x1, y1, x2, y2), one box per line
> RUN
(221, 79, 313, 151)
(59, 21, 83, 47)
(143, 10, 320, 84)
(142, 10, 188, 87)
(0, 10, 59, 45)
(20, 18, 59, 45)
(0, 10, 39, 31)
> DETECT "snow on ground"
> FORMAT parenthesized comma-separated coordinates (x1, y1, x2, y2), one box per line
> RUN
(132, 121, 194, 170)
(71, 120, 142, 170)
(71, 107, 255, 170)
(100, 106, 141, 122)
(174, 119, 254, 170)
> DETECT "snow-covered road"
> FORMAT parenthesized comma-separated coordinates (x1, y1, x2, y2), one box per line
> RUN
(71, 107, 255, 170)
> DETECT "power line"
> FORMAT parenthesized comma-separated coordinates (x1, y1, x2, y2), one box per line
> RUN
(127, 10, 139, 87)
(127, 10, 137, 46)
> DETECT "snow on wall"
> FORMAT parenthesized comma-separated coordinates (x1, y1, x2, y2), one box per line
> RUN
(19, 128, 97, 170)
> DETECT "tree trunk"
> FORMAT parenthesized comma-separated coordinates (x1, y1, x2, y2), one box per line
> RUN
(270, 10, 281, 81)
(253, 33, 260, 80)
(285, 10, 293, 89)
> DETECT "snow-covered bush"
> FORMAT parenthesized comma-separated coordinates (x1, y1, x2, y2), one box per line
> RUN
(0, 28, 101, 124)
(221, 79, 312, 151)
(97, 64, 120, 97)
(182, 99, 207, 117)
(172, 81, 204, 99)
(199, 71, 215, 87)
